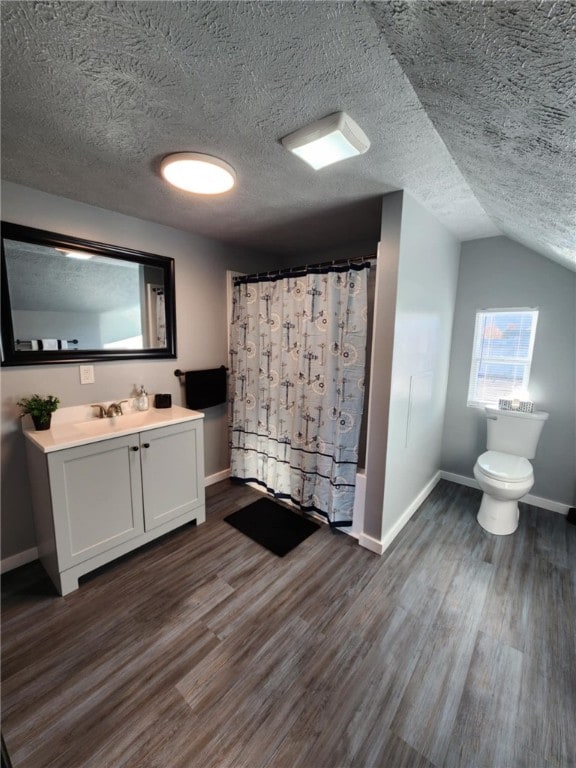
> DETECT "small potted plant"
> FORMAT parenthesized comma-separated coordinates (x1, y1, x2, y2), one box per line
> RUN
(17, 394, 60, 431)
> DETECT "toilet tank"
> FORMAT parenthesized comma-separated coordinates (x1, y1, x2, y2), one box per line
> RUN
(485, 407, 549, 459)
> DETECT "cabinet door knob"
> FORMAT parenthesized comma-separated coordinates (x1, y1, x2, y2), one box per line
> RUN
(142, 442, 150, 449)
(131, 446, 139, 452)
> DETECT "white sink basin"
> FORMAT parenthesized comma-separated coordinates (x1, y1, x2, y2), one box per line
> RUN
(73, 410, 164, 437)
(25, 404, 203, 453)
(74, 418, 119, 436)
(111, 411, 160, 428)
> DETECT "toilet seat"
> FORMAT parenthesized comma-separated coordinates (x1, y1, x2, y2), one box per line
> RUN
(476, 451, 533, 483)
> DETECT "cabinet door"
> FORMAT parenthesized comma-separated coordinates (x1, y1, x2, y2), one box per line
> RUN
(140, 421, 204, 531)
(48, 435, 144, 569)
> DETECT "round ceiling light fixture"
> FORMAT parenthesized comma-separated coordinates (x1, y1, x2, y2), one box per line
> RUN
(160, 152, 236, 195)
(56, 248, 93, 260)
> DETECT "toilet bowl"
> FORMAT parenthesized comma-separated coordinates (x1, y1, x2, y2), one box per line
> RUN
(474, 407, 548, 536)
(474, 450, 534, 535)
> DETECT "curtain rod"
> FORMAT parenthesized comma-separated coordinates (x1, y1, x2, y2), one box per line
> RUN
(233, 253, 376, 284)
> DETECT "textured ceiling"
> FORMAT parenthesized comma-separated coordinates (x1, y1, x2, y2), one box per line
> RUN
(367, 0, 576, 270)
(4, 239, 143, 313)
(1, 1, 574, 270)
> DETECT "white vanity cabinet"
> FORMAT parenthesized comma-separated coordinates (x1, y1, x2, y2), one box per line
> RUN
(139, 421, 204, 531)
(25, 413, 205, 596)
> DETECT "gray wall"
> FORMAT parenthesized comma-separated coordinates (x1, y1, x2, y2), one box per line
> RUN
(12, 310, 103, 348)
(1, 181, 271, 561)
(381, 193, 460, 536)
(362, 191, 460, 544)
(441, 236, 576, 506)
(274, 240, 379, 269)
(363, 192, 403, 541)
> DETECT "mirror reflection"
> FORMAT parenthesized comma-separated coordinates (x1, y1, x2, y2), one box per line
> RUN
(1, 223, 176, 365)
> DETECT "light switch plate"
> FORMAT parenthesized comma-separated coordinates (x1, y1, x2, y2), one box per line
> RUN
(79, 365, 95, 384)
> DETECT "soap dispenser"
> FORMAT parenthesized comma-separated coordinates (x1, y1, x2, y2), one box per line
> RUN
(136, 385, 149, 412)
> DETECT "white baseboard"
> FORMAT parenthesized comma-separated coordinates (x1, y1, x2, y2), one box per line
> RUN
(439, 471, 570, 515)
(205, 468, 231, 487)
(358, 532, 386, 555)
(1, 472, 230, 573)
(1, 546, 38, 574)
(523, 494, 570, 515)
(440, 470, 478, 490)
(380, 471, 442, 552)
(6, 470, 564, 575)
(359, 471, 442, 557)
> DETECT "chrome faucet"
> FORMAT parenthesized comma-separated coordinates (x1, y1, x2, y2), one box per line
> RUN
(91, 404, 107, 418)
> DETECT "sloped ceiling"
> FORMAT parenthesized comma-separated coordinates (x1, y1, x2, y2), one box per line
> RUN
(367, 0, 576, 270)
(1, 1, 574, 270)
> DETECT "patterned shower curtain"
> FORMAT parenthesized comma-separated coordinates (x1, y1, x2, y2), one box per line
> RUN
(229, 262, 370, 527)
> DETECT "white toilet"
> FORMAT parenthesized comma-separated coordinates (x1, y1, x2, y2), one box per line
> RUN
(473, 406, 548, 535)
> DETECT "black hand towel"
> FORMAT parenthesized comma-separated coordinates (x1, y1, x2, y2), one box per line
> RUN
(185, 366, 227, 409)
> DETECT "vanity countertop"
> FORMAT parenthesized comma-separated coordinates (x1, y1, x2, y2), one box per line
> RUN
(23, 404, 204, 453)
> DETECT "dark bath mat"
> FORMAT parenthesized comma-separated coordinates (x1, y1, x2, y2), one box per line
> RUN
(224, 497, 320, 557)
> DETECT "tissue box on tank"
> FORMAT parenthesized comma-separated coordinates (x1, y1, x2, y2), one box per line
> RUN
(498, 398, 534, 413)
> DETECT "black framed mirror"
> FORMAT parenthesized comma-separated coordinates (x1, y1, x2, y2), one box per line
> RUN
(1, 222, 177, 365)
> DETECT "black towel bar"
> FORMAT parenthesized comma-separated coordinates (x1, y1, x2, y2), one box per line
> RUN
(174, 365, 228, 380)
(16, 338, 79, 345)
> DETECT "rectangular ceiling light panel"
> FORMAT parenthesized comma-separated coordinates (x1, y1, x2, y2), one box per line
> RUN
(281, 112, 370, 170)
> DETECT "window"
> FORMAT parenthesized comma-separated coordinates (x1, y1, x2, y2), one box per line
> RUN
(467, 309, 538, 407)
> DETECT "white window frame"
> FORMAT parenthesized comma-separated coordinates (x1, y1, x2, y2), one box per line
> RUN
(467, 308, 539, 408)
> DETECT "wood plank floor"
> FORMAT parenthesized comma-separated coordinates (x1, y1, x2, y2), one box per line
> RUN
(2, 479, 575, 768)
